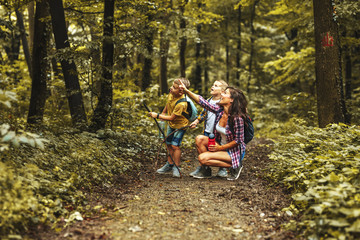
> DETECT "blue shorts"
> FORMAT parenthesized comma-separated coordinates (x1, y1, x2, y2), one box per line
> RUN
(165, 126, 186, 146)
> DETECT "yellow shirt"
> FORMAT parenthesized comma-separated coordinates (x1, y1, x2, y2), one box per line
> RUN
(166, 94, 189, 129)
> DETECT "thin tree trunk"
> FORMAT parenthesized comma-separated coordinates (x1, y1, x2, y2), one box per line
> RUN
(195, 24, 202, 92)
(90, 0, 115, 131)
(235, 6, 241, 86)
(159, 31, 169, 95)
(247, 0, 259, 93)
(225, 19, 230, 83)
(203, 43, 209, 95)
(179, 0, 188, 77)
(313, 0, 345, 127)
(27, 0, 49, 124)
(48, 0, 87, 128)
(15, 9, 32, 76)
(142, 33, 153, 91)
(28, 1, 35, 51)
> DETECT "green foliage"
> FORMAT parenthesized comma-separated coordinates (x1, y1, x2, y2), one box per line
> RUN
(249, 86, 317, 139)
(266, 123, 360, 239)
(264, 47, 315, 87)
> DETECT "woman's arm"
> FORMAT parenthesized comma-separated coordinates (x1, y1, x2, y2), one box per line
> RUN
(208, 141, 238, 152)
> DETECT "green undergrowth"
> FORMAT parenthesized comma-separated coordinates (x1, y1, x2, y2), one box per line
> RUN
(266, 122, 360, 240)
(0, 127, 161, 237)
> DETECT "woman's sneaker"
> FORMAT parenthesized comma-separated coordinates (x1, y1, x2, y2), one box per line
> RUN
(156, 162, 173, 174)
(189, 166, 202, 177)
(216, 167, 228, 178)
(193, 166, 212, 179)
(227, 164, 243, 181)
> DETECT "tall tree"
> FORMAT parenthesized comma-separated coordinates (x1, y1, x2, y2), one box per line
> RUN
(48, 0, 87, 128)
(90, 0, 115, 130)
(194, 23, 202, 91)
(159, 30, 170, 95)
(313, 0, 344, 127)
(15, 9, 32, 76)
(247, 0, 259, 93)
(235, 6, 242, 86)
(179, 0, 188, 77)
(27, 0, 49, 124)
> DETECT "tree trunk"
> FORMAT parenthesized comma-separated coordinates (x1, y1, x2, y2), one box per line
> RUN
(203, 43, 209, 95)
(225, 19, 230, 83)
(195, 24, 202, 92)
(345, 51, 352, 101)
(27, 0, 49, 124)
(90, 0, 115, 131)
(235, 6, 241, 86)
(159, 31, 169, 95)
(313, 0, 345, 127)
(247, 0, 259, 93)
(179, 0, 188, 77)
(28, 1, 35, 51)
(15, 9, 32, 76)
(142, 33, 153, 91)
(48, 0, 87, 128)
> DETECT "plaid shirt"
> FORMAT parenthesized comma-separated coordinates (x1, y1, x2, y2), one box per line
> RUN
(198, 96, 246, 168)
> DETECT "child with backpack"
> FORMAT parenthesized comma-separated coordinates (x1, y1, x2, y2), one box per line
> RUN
(188, 80, 230, 178)
(148, 78, 193, 178)
(179, 81, 250, 181)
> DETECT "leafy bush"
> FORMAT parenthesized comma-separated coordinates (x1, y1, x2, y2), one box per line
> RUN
(266, 123, 360, 239)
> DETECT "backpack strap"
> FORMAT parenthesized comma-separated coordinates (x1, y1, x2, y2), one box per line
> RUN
(175, 96, 190, 119)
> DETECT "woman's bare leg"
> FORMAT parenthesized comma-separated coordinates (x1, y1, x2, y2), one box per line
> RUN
(195, 135, 209, 154)
(198, 151, 232, 168)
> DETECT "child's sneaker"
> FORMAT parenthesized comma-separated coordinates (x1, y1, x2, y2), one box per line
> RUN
(172, 166, 181, 178)
(227, 164, 243, 181)
(189, 166, 202, 177)
(156, 162, 173, 174)
(193, 166, 212, 179)
(216, 167, 228, 178)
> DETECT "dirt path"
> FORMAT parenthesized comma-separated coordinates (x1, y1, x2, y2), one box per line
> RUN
(36, 139, 298, 240)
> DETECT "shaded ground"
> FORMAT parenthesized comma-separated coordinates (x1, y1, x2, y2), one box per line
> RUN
(33, 138, 299, 240)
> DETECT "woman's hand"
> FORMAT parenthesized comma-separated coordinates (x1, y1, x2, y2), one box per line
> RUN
(208, 143, 223, 152)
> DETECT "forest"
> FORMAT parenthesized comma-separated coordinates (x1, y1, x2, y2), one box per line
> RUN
(1, 0, 360, 239)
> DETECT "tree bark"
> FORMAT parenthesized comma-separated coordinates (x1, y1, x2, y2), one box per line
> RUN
(313, 0, 345, 127)
(159, 31, 169, 95)
(225, 19, 230, 83)
(142, 33, 153, 91)
(27, 0, 49, 124)
(235, 6, 241, 86)
(247, 0, 259, 93)
(203, 43, 209, 95)
(195, 24, 202, 92)
(90, 0, 115, 131)
(27, 1, 35, 51)
(179, 0, 188, 77)
(15, 9, 32, 76)
(48, 0, 87, 128)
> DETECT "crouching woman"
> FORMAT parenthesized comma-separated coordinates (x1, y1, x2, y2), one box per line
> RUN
(179, 81, 248, 180)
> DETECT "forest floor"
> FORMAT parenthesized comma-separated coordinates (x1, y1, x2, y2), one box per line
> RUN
(32, 138, 301, 240)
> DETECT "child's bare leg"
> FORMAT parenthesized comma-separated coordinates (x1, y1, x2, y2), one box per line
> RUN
(171, 145, 181, 166)
(166, 144, 175, 165)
